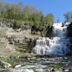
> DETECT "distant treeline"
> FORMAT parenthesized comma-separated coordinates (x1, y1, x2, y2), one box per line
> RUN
(0, 2, 55, 37)
(0, 2, 54, 30)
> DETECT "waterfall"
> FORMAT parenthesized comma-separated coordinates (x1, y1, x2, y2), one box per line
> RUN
(32, 23, 70, 56)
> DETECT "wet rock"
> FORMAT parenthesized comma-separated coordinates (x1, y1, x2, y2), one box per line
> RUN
(34, 68, 44, 72)
(10, 69, 34, 72)
(0, 61, 5, 68)
(24, 69, 34, 72)
(48, 67, 55, 72)
(64, 69, 72, 72)
(50, 68, 55, 72)
(62, 68, 71, 72)
(15, 64, 21, 68)
(0, 61, 11, 68)
(3, 62, 11, 68)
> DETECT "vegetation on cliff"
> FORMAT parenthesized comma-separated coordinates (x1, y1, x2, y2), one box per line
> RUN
(0, 2, 54, 35)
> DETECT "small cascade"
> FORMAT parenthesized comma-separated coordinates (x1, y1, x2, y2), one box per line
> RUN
(32, 23, 70, 56)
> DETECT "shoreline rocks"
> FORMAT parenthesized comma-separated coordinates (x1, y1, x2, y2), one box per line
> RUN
(0, 61, 11, 68)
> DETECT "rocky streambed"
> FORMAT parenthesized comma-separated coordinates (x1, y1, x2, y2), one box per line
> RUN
(1, 57, 72, 72)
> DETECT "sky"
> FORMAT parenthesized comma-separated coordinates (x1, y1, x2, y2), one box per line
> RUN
(0, 0, 72, 22)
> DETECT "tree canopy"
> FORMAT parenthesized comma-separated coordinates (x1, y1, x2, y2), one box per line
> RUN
(46, 13, 54, 26)
(0, 2, 54, 30)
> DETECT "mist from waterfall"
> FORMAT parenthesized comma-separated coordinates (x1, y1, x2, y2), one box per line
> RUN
(32, 23, 70, 56)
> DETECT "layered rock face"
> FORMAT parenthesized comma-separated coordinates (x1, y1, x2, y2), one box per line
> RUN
(0, 21, 39, 56)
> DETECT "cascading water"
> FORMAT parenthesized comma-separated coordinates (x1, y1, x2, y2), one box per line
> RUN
(32, 23, 70, 56)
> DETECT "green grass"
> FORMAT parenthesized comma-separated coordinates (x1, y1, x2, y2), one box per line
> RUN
(52, 64, 62, 70)
(0, 52, 20, 68)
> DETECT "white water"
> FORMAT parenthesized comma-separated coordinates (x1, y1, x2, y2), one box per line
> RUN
(32, 23, 70, 56)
